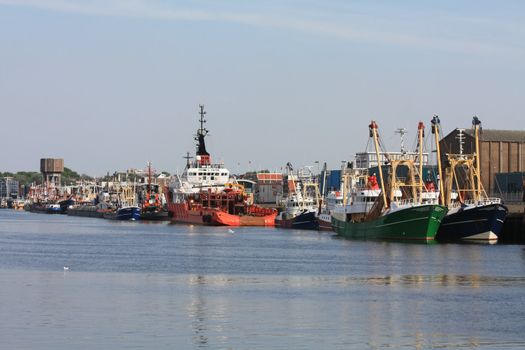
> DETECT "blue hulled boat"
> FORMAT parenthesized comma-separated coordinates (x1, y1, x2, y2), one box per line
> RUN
(436, 202, 507, 241)
(276, 210, 319, 230)
(105, 206, 141, 221)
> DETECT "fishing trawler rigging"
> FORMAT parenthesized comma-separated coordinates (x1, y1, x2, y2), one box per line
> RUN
(332, 120, 447, 241)
(432, 116, 508, 241)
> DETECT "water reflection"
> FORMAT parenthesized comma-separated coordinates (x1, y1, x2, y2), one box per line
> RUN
(178, 274, 525, 288)
(188, 275, 208, 347)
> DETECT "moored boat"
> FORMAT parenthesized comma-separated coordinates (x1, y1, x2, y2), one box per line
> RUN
(429, 116, 508, 241)
(58, 197, 75, 214)
(67, 203, 111, 218)
(437, 201, 507, 241)
(25, 202, 62, 214)
(165, 105, 277, 226)
(318, 190, 344, 231)
(104, 205, 141, 221)
(139, 162, 169, 221)
(332, 120, 447, 242)
(275, 167, 321, 230)
(333, 202, 446, 241)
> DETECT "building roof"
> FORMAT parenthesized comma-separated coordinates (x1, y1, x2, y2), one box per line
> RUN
(257, 173, 283, 184)
(256, 173, 283, 181)
(464, 129, 525, 142)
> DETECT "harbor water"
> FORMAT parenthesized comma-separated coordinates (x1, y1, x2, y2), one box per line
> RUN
(1, 210, 525, 349)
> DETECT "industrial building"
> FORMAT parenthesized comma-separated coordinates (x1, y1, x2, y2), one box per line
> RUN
(0, 177, 19, 199)
(440, 128, 525, 196)
(254, 173, 283, 204)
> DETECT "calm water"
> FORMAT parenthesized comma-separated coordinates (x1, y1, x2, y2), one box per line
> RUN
(1, 210, 524, 349)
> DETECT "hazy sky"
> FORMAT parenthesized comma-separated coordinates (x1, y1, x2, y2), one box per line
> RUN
(1, 0, 524, 176)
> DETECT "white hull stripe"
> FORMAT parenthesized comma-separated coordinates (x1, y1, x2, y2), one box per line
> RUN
(462, 231, 498, 241)
(293, 221, 316, 225)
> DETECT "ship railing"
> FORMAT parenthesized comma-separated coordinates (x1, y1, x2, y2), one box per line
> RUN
(449, 198, 502, 208)
(192, 163, 227, 169)
(465, 198, 502, 206)
(391, 198, 417, 207)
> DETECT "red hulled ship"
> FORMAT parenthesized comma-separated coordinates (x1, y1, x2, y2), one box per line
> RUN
(165, 105, 277, 226)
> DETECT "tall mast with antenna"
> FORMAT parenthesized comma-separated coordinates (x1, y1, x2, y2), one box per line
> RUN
(456, 129, 465, 156)
(195, 104, 211, 166)
(183, 152, 193, 169)
(395, 128, 408, 154)
(472, 116, 482, 201)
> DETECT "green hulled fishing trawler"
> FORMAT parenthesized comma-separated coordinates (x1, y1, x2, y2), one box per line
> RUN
(332, 120, 447, 241)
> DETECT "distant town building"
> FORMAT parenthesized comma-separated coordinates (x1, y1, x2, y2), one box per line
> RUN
(440, 128, 525, 195)
(0, 177, 19, 199)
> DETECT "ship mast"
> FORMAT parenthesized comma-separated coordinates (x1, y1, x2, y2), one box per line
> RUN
(369, 121, 388, 209)
(147, 161, 152, 197)
(195, 105, 211, 166)
(183, 152, 192, 169)
(395, 128, 408, 154)
(473, 116, 482, 201)
(417, 122, 424, 204)
(431, 115, 444, 205)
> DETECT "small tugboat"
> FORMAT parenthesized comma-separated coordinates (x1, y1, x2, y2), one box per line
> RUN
(431, 116, 508, 241)
(332, 120, 447, 242)
(139, 162, 168, 221)
(165, 105, 277, 226)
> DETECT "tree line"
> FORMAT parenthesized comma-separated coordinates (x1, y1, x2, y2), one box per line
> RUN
(0, 168, 94, 186)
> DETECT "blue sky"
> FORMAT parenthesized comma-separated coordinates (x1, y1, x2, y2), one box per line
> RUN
(1, 0, 524, 175)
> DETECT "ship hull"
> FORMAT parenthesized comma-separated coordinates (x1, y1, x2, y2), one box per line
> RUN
(105, 206, 141, 221)
(58, 198, 75, 214)
(140, 208, 169, 221)
(26, 204, 62, 214)
(318, 213, 333, 231)
(168, 202, 276, 226)
(332, 204, 447, 241)
(168, 202, 215, 225)
(276, 211, 319, 230)
(436, 203, 507, 241)
(67, 206, 107, 218)
(213, 211, 277, 226)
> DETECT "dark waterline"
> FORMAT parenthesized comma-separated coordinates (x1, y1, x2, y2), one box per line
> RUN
(1, 210, 524, 349)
